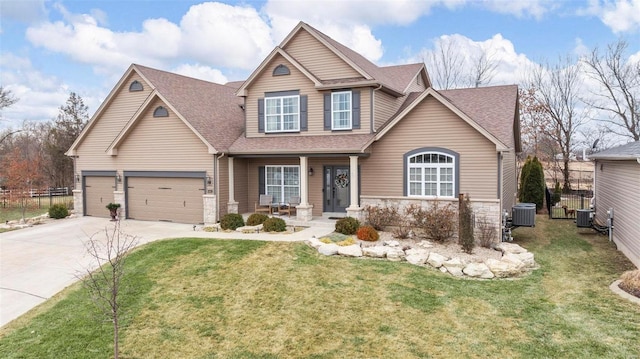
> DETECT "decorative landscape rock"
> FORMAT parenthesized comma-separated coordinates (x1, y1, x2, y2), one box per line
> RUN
(308, 235, 537, 279)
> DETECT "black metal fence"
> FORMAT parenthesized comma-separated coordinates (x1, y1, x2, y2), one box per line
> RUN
(545, 187, 592, 219)
(1, 188, 74, 210)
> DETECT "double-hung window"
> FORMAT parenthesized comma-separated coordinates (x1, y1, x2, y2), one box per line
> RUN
(332, 91, 352, 130)
(407, 152, 455, 197)
(265, 166, 300, 204)
(265, 95, 299, 132)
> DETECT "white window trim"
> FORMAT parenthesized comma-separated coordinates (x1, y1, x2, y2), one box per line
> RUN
(407, 152, 455, 198)
(331, 91, 352, 130)
(265, 95, 300, 133)
(265, 165, 300, 204)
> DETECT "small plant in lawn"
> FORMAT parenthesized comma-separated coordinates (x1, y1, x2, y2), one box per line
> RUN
(220, 213, 244, 230)
(336, 237, 356, 246)
(407, 202, 456, 242)
(335, 217, 360, 235)
(203, 226, 217, 232)
(619, 269, 640, 298)
(246, 213, 269, 226)
(263, 217, 286, 232)
(48, 203, 69, 219)
(458, 195, 475, 254)
(357, 225, 380, 241)
(476, 216, 497, 248)
(319, 237, 333, 244)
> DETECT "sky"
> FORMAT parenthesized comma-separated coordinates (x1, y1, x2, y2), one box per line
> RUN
(1, 0, 639, 131)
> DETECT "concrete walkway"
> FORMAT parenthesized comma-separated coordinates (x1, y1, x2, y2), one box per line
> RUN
(0, 216, 334, 327)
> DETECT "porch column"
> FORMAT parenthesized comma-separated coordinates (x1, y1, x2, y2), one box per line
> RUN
(297, 156, 313, 221)
(347, 155, 363, 220)
(227, 157, 238, 214)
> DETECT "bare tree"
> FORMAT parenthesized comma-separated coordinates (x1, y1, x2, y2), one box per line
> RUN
(426, 36, 466, 90)
(582, 40, 640, 141)
(81, 221, 138, 359)
(0, 86, 18, 113)
(526, 57, 589, 192)
(519, 86, 555, 160)
(468, 49, 499, 88)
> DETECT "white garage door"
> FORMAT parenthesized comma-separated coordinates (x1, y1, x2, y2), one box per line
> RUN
(127, 177, 204, 224)
(85, 176, 116, 217)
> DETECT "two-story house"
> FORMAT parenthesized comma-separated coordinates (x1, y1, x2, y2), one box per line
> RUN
(67, 21, 521, 234)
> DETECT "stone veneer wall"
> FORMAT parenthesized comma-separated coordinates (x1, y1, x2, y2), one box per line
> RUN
(360, 196, 502, 243)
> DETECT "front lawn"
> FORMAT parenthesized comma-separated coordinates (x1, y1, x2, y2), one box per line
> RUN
(1, 216, 638, 358)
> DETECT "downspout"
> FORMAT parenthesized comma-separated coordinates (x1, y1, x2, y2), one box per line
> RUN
(215, 153, 225, 222)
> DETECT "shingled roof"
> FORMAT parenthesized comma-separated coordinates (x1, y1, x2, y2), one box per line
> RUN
(589, 141, 640, 160)
(135, 64, 245, 153)
(228, 133, 374, 155)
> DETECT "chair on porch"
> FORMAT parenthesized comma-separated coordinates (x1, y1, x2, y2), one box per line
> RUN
(255, 194, 273, 214)
(280, 196, 300, 217)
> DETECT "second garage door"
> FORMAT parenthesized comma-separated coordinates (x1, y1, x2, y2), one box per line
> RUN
(85, 176, 116, 217)
(127, 176, 205, 224)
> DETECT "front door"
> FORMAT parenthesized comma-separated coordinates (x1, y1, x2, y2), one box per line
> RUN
(323, 166, 350, 213)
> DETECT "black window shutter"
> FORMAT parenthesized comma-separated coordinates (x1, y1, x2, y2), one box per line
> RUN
(300, 95, 308, 131)
(258, 98, 265, 133)
(258, 166, 265, 195)
(352, 90, 361, 129)
(323, 93, 331, 130)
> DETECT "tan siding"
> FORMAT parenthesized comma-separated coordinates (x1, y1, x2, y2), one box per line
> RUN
(405, 74, 427, 93)
(245, 53, 371, 137)
(76, 72, 152, 169)
(374, 91, 402, 131)
(594, 160, 640, 267)
(502, 150, 517, 212)
(284, 30, 361, 80)
(233, 158, 249, 214)
(111, 98, 214, 172)
(217, 157, 229, 217)
(361, 96, 498, 200)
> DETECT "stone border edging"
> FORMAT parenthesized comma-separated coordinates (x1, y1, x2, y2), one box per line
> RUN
(609, 280, 640, 305)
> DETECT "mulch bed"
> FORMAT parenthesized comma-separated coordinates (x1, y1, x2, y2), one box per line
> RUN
(618, 283, 640, 299)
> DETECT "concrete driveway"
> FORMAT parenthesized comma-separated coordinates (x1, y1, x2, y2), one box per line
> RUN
(1, 216, 332, 327)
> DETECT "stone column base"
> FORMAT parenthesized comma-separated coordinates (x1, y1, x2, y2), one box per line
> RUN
(72, 189, 83, 216)
(203, 195, 217, 225)
(227, 201, 239, 214)
(113, 191, 125, 220)
(346, 206, 364, 222)
(296, 204, 313, 222)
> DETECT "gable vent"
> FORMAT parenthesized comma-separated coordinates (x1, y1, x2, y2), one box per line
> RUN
(129, 80, 143, 92)
(153, 106, 169, 117)
(273, 64, 290, 76)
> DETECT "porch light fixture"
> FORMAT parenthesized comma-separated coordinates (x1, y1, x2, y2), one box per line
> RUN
(308, 167, 314, 176)
(75, 174, 80, 183)
(207, 176, 212, 185)
(116, 174, 122, 182)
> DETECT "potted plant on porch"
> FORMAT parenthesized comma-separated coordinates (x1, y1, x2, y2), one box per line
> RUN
(106, 203, 121, 221)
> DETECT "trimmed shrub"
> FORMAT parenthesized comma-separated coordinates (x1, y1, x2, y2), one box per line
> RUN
(476, 216, 497, 248)
(48, 204, 69, 219)
(335, 216, 360, 235)
(263, 217, 287, 232)
(356, 225, 380, 241)
(619, 269, 640, 298)
(220, 213, 244, 230)
(458, 195, 475, 254)
(408, 202, 456, 242)
(246, 213, 269, 226)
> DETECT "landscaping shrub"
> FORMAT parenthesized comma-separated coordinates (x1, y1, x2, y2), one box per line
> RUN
(458, 195, 475, 254)
(619, 269, 640, 298)
(220, 213, 244, 230)
(519, 156, 545, 211)
(476, 216, 497, 248)
(246, 213, 269, 226)
(408, 202, 456, 242)
(363, 205, 398, 231)
(263, 217, 286, 232)
(357, 225, 380, 241)
(336, 237, 356, 246)
(48, 204, 69, 219)
(335, 216, 360, 235)
(553, 181, 562, 205)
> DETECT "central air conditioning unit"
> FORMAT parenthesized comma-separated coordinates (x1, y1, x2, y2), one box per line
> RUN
(576, 209, 592, 228)
(511, 203, 536, 227)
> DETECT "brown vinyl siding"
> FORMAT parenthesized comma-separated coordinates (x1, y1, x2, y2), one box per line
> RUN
(244, 54, 371, 137)
(233, 158, 249, 214)
(374, 91, 402, 131)
(502, 149, 517, 212)
(405, 74, 427, 93)
(75, 73, 151, 168)
(284, 30, 361, 80)
(594, 160, 640, 267)
(361, 96, 498, 199)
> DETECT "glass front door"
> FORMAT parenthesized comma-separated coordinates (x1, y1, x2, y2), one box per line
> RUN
(323, 166, 350, 212)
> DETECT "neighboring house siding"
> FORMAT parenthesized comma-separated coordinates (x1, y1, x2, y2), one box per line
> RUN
(75, 73, 151, 167)
(284, 30, 362, 80)
(502, 149, 517, 212)
(594, 160, 640, 268)
(361, 96, 498, 200)
(245, 54, 371, 137)
(374, 91, 402, 132)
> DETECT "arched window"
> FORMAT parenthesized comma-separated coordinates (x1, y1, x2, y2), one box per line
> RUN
(153, 106, 169, 117)
(404, 148, 459, 198)
(273, 64, 290, 76)
(129, 80, 143, 91)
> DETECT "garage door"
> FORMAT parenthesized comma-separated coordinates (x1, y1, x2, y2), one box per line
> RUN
(127, 177, 204, 223)
(85, 176, 116, 217)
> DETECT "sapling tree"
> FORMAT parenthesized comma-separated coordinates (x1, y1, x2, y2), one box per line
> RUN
(80, 220, 138, 359)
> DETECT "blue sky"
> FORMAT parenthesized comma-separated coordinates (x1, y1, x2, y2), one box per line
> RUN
(1, 0, 639, 130)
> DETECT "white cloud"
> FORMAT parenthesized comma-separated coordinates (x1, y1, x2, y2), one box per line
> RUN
(483, 0, 555, 20)
(573, 38, 590, 57)
(172, 64, 228, 84)
(583, 0, 640, 33)
(0, 0, 47, 23)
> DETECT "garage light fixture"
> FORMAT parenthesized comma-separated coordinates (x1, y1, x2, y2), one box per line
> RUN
(308, 167, 314, 176)
(207, 176, 212, 185)
(116, 174, 122, 182)
(75, 174, 80, 183)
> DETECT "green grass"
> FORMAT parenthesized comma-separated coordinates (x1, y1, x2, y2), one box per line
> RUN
(1, 216, 639, 358)
(0, 207, 49, 223)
